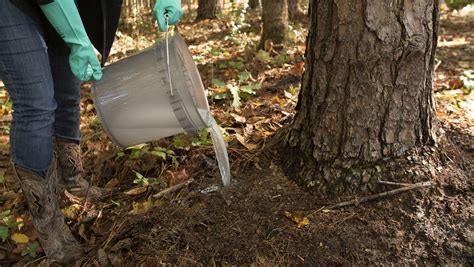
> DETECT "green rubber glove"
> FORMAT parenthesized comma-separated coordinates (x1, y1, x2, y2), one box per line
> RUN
(40, 0, 102, 81)
(153, 0, 183, 32)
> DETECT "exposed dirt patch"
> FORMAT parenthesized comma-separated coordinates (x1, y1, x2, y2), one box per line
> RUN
(97, 134, 472, 266)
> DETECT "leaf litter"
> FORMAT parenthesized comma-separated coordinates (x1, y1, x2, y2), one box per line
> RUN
(0, 3, 472, 265)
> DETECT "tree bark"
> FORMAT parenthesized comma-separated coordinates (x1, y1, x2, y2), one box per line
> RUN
(282, 0, 439, 193)
(288, 0, 305, 20)
(261, 0, 288, 46)
(248, 0, 260, 9)
(196, 0, 221, 21)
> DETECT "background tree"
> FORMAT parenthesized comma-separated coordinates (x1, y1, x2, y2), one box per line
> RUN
(288, 0, 305, 20)
(196, 0, 221, 21)
(261, 0, 288, 47)
(248, 0, 260, 9)
(282, 0, 439, 193)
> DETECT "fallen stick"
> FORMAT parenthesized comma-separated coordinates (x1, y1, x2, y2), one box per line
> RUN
(152, 178, 194, 199)
(310, 181, 433, 215)
(377, 180, 413, 187)
(327, 181, 433, 210)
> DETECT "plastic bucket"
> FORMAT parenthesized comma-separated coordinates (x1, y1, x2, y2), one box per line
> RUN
(92, 32, 212, 148)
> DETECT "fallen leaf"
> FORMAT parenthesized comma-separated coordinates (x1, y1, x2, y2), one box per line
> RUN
(105, 178, 119, 189)
(167, 169, 189, 186)
(449, 79, 464, 89)
(292, 61, 305, 76)
(12, 243, 27, 254)
(124, 186, 147, 196)
(130, 198, 153, 215)
(230, 113, 246, 123)
(284, 211, 310, 228)
(235, 133, 257, 150)
(11, 233, 29, 244)
(61, 204, 81, 219)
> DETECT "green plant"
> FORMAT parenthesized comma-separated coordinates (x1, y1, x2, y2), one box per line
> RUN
(460, 70, 474, 93)
(255, 50, 287, 67)
(21, 241, 39, 258)
(133, 171, 165, 192)
(223, 3, 251, 45)
(0, 210, 19, 242)
(445, 0, 473, 9)
(128, 144, 150, 159)
(151, 146, 179, 167)
(2, 125, 10, 135)
(210, 70, 261, 108)
(192, 128, 213, 146)
(89, 116, 102, 131)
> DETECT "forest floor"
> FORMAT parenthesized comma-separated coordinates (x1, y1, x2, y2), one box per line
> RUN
(0, 4, 472, 266)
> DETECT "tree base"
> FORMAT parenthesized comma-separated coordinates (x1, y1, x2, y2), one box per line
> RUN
(281, 141, 451, 196)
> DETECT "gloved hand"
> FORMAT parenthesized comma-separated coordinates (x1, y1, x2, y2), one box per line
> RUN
(153, 0, 183, 32)
(40, 0, 102, 81)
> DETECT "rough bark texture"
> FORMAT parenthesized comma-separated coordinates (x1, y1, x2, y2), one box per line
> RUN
(261, 0, 288, 46)
(196, 0, 221, 21)
(248, 0, 260, 9)
(288, 0, 305, 20)
(282, 0, 439, 193)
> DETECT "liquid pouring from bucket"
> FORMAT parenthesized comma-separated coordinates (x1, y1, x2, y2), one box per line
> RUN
(92, 17, 231, 187)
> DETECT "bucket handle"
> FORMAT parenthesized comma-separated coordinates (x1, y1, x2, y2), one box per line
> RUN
(165, 14, 174, 97)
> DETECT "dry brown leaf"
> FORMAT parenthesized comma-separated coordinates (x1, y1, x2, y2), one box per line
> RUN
(230, 113, 246, 123)
(167, 169, 189, 187)
(105, 178, 119, 189)
(292, 61, 305, 76)
(235, 133, 257, 150)
(124, 186, 147, 196)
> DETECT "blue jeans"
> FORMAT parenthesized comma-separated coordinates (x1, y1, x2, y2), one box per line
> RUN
(0, 1, 81, 176)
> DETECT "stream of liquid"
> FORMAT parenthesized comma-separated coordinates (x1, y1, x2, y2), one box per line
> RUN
(199, 109, 231, 187)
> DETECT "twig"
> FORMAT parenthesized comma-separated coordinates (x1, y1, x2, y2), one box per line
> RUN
(377, 180, 413, 187)
(309, 181, 433, 215)
(25, 256, 47, 266)
(434, 60, 442, 71)
(152, 178, 194, 199)
(307, 206, 327, 217)
(327, 181, 433, 210)
(103, 218, 128, 250)
(329, 213, 356, 226)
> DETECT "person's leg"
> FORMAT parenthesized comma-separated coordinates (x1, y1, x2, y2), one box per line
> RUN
(0, 2, 55, 177)
(0, 2, 84, 264)
(49, 41, 81, 143)
(48, 21, 104, 200)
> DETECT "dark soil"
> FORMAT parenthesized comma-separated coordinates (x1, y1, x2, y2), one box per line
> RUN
(90, 131, 472, 266)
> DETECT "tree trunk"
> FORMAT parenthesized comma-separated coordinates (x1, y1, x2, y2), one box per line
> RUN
(261, 0, 288, 46)
(196, 0, 221, 21)
(282, 0, 439, 193)
(248, 0, 260, 9)
(288, 0, 304, 20)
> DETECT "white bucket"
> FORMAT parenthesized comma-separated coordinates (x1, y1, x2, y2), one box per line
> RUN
(92, 32, 212, 148)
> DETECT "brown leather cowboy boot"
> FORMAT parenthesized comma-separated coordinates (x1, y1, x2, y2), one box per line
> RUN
(13, 158, 84, 265)
(54, 138, 103, 201)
